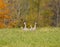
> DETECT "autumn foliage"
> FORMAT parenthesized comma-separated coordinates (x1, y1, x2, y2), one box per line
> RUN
(0, 0, 11, 28)
(0, 0, 6, 9)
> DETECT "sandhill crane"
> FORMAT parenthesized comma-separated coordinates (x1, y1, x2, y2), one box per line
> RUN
(29, 22, 37, 31)
(23, 22, 29, 31)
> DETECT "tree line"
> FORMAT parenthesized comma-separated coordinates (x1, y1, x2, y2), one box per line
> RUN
(0, 0, 60, 28)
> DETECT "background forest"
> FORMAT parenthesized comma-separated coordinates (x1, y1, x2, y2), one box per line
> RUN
(0, 0, 60, 28)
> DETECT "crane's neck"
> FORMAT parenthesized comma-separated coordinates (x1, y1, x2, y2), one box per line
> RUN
(24, 24, 26, 28)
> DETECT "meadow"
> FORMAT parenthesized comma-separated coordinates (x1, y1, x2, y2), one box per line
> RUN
(0, 27, 60, 47)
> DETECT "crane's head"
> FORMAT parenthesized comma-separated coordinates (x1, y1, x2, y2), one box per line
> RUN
(24, 22, 26, 25)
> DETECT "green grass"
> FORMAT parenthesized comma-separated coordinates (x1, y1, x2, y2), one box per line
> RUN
(0, 27, 60, 47)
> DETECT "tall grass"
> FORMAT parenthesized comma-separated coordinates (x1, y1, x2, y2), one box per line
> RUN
(0, 27, 60, 47)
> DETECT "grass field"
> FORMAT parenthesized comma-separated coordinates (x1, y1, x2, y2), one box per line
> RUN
(0, 27, 60, 47)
